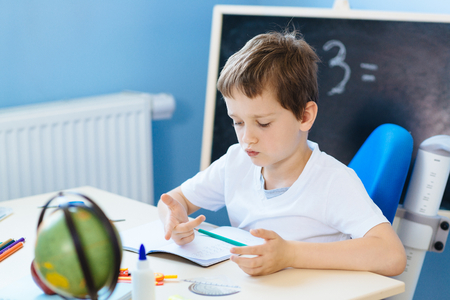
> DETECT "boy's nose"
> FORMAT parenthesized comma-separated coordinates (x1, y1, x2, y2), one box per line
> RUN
(242, 126, 257, 144)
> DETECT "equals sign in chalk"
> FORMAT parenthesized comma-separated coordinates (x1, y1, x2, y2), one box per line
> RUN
(360, 63, 378, 82)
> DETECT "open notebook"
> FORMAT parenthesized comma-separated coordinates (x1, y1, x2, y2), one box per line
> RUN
(120, 221, 264, 267)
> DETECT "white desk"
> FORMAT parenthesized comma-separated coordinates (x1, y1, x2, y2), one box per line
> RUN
(0, 186, 404, 300)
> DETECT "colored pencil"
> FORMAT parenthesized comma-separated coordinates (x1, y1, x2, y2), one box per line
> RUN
(194, 228, 247, 247)
(0, 239, 14, 251)
(0, 238, 25, 255)
(0, 242, 23, 262)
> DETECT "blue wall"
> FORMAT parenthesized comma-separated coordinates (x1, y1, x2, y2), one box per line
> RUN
(1, 1, 449, 299)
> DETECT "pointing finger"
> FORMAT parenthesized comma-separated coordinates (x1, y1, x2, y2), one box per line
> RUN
(177, 215, 206, 232)
(191, 215, 206, 228)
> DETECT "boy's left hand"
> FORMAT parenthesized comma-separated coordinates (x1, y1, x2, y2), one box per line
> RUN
(229, 229, 293, 276)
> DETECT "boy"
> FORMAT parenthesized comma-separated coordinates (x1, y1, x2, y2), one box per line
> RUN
(158, 31, 406, 276)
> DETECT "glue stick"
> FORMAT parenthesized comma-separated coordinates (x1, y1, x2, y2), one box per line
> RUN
(132, 244, 155, 300)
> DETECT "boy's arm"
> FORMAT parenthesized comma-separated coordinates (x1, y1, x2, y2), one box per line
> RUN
(230, 223, 406, 277)
(157, 187, 205, 245)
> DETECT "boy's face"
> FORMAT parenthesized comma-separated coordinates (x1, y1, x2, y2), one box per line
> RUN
(225, 88, 309, 169)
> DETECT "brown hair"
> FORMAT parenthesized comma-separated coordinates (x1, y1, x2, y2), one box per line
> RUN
(217, 30, 320, 120)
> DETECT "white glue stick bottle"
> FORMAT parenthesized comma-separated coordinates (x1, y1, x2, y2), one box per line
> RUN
(132, 244, 155, 300)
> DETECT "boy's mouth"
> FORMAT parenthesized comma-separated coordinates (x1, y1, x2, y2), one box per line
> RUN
(246, 149, 259, 157)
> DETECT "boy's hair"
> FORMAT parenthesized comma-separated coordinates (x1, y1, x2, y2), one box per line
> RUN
(217, 30, 320, 120)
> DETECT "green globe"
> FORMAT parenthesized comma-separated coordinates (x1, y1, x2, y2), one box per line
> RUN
(34, 206, 122, 298)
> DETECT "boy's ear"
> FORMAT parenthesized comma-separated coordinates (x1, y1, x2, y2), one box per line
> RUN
(299, 101, 318, 131)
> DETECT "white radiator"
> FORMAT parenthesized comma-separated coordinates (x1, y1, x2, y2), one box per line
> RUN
(0, 91, 175, 204)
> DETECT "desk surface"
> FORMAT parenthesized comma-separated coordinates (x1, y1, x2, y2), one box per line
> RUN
(0, 186, 404, 300)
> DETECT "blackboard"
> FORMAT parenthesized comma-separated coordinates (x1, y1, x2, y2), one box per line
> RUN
(200, 5, 450, 209)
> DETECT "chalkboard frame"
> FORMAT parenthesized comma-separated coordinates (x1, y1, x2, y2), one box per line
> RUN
(200, 4, 450, 208)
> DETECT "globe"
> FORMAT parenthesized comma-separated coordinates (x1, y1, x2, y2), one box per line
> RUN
(33, 205, 122, 299)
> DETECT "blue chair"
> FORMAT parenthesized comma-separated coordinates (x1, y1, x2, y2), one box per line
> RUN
(348, 124, 413, 223)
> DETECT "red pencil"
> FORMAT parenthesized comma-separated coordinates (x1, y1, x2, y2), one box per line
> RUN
(0, 242, 23, 262)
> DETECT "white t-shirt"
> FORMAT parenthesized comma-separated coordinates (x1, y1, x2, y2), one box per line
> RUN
(181, 141, 388, 242)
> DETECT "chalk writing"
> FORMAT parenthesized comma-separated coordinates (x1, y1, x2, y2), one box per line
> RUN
(323, 40, 351, 95)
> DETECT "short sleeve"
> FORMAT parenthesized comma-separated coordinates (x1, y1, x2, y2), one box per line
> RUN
(180, 153, 227, 212)
(324, 168, 389, 239)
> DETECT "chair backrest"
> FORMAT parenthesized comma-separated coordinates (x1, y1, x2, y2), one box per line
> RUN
(348, 124, 413, 223)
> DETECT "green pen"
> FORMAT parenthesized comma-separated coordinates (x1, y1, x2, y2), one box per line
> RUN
(194, 228, 247, 247)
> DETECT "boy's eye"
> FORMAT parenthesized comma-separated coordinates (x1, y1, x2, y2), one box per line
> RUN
(258, 122, 270, 128)
(232, 121, 243, 127)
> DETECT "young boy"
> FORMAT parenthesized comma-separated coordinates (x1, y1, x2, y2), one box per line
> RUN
(158, 31, 406, 276)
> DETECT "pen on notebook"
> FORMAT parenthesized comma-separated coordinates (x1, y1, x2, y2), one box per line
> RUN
(194, 228, 247, 247)
(0, 237, 25, 255)
(0, 241, 24, 262)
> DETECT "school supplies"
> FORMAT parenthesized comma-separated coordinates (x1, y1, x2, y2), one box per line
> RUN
(132, 244, 155, 300)
(0, 238, 14, 251)
(118, 269, 177, 286)
(120, 268, 131, 276)
(118, 276, 132, 283)
(33, 191, 122, 299)
(0, 207, 13, 222)
(120, 221, 263, 267)
(184, 275, 241, 296)
(155, 273, 178, 282)
(0, 237, 25, 255)
(0, 242, 23, 262)
(194, 228, 247, 246)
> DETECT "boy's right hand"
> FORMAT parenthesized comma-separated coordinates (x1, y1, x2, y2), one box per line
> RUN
(160, 193, 206, 245)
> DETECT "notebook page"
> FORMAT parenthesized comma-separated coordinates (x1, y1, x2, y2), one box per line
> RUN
(120, 221, 264, 264)
(120, 221, 171, 251)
